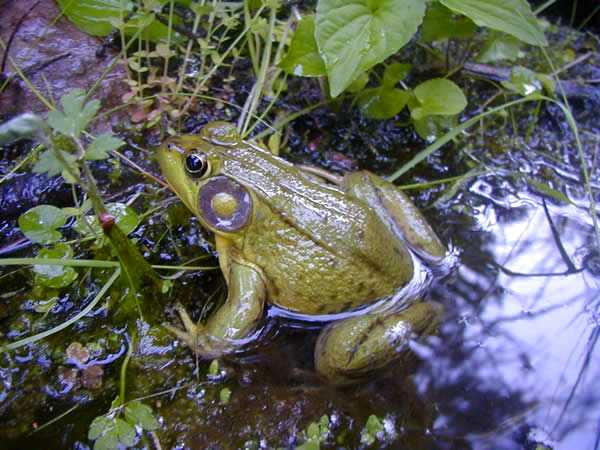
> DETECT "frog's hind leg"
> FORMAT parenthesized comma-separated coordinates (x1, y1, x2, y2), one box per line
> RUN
(314, 302, 443, 385)
(343, 171, 446, 262)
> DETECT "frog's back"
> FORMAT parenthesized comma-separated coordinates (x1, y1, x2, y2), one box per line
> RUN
(221, 145, 414, 315)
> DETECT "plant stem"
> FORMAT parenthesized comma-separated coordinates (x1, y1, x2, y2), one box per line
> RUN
(387, 96, 545, 182)
(174, 1, 204, 97)
(239, 5, 276, 136)
(119, 333, 135, 405)
(0, 257, 217, 271)
(0, 269, 120, 352)
(179, 7, 260, 117)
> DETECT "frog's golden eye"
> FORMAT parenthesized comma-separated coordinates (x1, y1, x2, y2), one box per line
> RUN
(185, 152, 209, 178)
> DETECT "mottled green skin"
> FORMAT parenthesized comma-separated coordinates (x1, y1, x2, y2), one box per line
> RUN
(158, 122, 446, 383)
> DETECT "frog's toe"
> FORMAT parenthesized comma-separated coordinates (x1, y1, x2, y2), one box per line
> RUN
(165, 304, 204, 353)
(174, 303, 198, 334)
(164, 322, 200, 350)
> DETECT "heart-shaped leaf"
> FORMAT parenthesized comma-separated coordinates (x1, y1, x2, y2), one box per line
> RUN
(411, 78, 467, 120)
(439, 0, 547, 46)
(33, 244, 79, 289)
(18, 205, 66, 244)
(315, 0, 426, 97)
(280, 15, 326, 77)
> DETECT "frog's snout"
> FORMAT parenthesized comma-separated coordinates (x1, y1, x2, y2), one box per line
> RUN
(161, 138, 186, 155)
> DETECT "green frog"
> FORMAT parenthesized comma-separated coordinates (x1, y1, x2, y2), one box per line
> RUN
(158, 122, 448, 384)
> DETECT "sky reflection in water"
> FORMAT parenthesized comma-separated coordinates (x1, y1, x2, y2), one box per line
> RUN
(420, 186, 600, 449)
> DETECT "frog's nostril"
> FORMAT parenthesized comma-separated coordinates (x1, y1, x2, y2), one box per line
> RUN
(165, 142, 185, 154)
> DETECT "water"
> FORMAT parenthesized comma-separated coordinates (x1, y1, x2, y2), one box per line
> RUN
(422, 188, 600, 449)
(3, 122, 598, 448)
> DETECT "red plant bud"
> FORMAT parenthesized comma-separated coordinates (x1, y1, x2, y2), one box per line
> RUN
(99, 212, 115, 232)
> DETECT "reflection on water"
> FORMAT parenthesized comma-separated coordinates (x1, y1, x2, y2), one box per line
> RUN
(419, 180, 600, 449)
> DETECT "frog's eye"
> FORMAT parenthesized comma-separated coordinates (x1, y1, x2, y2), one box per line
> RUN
(185, 153, 209, 177)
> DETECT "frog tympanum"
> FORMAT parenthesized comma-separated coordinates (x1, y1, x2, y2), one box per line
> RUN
(158, 122, 449, 384)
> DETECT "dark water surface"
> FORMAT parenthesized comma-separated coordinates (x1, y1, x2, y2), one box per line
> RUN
(1, 108, 598, 449)
(1, 3, 600, 449)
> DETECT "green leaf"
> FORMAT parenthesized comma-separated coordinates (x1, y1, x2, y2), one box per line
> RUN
(88, 416, 113, 440)
(190, 4, 213, 16)
(61, 89, 86, 118)
(411, 78, 467, 120)
(307, 422, 320, 440)
(108, 203, 139, 235)
(346, 72, 369, 93)
(315, 0, 426, 97)
(48, 89, 100, 138)
(421, 3, 476, 42)
(297, 441, 320, 450)
(86, 134, 125, 160)
(382, 63, 411, 87)
(219, 387, 232, 404)
(0, 113, 46, 146)
(57, 0, 133, 36)
(357, 87, 409, 119)
(412, 114, 457, 141)
(18, 205, 66, 244)
(115, 418, 136, 446)
(34, 244, 79, 288)
(124, 11, 181, 43)
(46, 111, 74, 137)
(439, 0, 547, 46)
(501, 66, 542, 96)
(61, 164, 81, 185)
(525, 177, 572, 205)
(93, 431, 119, 450)
(57, 0, 191, 41)
(33, 149, 76, 177)
(124, 401, 160, 431)
(208, 359, 220, 376)
(360, 414, 384, 446)
(366, 414, 384, 435)
(477, 32, 522, 63)
(318, 415, 330, 430)
(280, 16, 326, 77)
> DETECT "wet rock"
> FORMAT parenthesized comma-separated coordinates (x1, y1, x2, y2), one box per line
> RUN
(80, 365, 103, 390)
(0, 0, 129, 132)
(66, 342, 90, 366)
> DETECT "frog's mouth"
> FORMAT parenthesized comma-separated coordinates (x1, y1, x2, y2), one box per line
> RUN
(157, 142, 201, 217)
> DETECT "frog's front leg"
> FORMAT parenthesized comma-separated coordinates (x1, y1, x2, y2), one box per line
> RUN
(343, 171, 446, 261)
(314, 302, 443, 385)
(167, 257, 266, 359)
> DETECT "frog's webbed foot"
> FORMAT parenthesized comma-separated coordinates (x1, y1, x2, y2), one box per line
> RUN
(164, 304, 216, 359)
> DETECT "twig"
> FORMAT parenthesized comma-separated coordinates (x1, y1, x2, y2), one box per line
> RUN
(110, 148, 170, 189)
(463, 61, 600, 103)
(21, 52, 70, 77)
(154, 13, 203, 40)
(542, 198, 578, 273)
(491, 261, 583, 277)
(551, 51, 593, 77)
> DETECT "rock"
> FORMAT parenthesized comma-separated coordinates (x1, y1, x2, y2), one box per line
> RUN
(0, 0, 130, 132)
